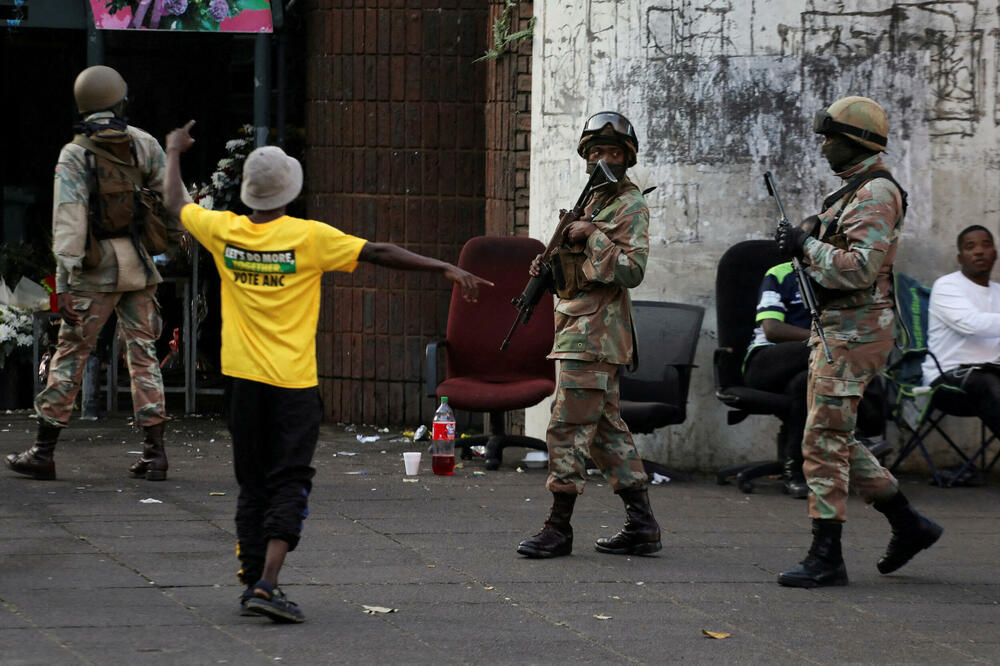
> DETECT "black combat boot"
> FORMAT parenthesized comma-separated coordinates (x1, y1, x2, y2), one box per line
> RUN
(517, 492, 576, 558)
(778, 519, 848, 588)
(872, 491, 942, 574)
(594, 487, 662, 555)
(782, 457, 808, 499)
(129, 422, 168, 481)
(5, 423, 61, 480)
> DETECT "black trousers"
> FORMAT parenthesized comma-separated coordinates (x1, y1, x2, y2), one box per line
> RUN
(932, 365, 1000, 439)
(744, 342, 811, 461)
(228, 378, 322, 586)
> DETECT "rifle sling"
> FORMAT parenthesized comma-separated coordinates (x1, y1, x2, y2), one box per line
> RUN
(819, 169, 908, 242)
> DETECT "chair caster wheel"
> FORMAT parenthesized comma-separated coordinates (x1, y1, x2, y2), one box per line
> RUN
(484, 458, 500, 471)
(738, 481, 755, 493)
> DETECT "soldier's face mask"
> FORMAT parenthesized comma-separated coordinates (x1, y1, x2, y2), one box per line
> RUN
(821, 133, 862, 173)
(586, 160, 627, 181)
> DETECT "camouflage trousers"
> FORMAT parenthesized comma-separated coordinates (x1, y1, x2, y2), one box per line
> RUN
(545, 359, 647, 494)
(35, 287, 168, 428)
(803, 329, 898, 522)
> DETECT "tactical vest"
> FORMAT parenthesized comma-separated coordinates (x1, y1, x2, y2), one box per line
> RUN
(73, 133, 168, 272)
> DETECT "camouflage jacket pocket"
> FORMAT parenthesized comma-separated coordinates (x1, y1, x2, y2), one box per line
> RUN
(554, 295, 600, 318)
(552, 332, 596, 358)
(813, 375, 863, 398)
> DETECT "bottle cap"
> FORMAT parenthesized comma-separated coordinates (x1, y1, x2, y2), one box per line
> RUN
(441, 397, 448, 403)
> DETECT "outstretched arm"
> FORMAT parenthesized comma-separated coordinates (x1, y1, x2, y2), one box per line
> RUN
(359, 242, 493, 302)
(163, 120, 197, 219)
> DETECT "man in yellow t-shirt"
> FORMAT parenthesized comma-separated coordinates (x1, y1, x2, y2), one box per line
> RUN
(163, 120, 491, 624)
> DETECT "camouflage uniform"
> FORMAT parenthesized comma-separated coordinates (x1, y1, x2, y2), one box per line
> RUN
(545, 182, 649, 495)
(800, 155, 902, 522)
(35, 112, 177, 428)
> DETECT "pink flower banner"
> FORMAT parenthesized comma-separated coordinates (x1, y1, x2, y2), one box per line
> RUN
(90, 0, 273, 33)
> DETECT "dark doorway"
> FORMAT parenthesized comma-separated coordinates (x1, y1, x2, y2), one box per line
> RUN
(1, 11, 307, 413)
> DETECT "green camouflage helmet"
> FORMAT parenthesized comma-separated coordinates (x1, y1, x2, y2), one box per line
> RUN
(813, 96, 888, 153)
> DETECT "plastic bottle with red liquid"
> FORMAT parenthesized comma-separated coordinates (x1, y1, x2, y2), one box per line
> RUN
(431, 396, 456, 475)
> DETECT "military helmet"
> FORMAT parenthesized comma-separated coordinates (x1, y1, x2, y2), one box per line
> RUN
(73, 65, 128, 115)
(577, 111, 639, 167)
(813, 96, 888, 153)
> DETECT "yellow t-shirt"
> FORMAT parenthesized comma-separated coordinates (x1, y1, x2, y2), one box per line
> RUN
(181, 204, 366, 388)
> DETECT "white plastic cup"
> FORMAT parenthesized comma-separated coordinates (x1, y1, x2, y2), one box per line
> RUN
(403, 451, 421, 475)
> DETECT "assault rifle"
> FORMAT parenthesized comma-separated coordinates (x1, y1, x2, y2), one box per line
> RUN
(499, 160, 618, 352)
(763, 171, 833, 363)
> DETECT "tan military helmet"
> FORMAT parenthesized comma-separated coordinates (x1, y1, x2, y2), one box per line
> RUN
(814, 96, 888, 152)
(73, 65, 128, 115)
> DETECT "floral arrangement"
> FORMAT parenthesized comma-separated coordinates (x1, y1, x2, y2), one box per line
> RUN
(189, 124, 255, 211)
(105, 0, 269, 31)
(0, 305, 33, 370)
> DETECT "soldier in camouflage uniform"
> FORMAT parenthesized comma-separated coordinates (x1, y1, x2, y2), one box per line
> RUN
(775, 96, 942, 587)
(5, 66, 181, 482)
(517, 112, 661, 559)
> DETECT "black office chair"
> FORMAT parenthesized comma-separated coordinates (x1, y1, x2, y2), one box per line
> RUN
(713, 241, 792, 492)
(620, 301, 704, 481)
(713, 241, 889, 493)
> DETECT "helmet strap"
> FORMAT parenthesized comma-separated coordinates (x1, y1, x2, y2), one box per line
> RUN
(73, 117, 127, 136)
(826, 119, 886, 150)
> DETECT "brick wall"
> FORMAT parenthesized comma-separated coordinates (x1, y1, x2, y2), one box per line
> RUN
(482, 0, 534, 436)
(305, 0, 488, 426)
(484, 0, 533, 237)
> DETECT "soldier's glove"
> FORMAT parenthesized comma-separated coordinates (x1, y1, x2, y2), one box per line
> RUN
(776, 221, 809, 260)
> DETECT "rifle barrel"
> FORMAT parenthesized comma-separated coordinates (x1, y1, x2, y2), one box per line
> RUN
(502, 163, 618, 352)
(764, 171, 833, 363)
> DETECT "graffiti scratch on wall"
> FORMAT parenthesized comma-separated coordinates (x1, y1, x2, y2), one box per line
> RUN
(646, 0, 738, 57)
(782, 1, 982, 138)
(993, 27, 1000, 126)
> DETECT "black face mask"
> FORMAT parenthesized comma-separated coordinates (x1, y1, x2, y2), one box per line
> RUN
(586, 161, 627, 181)
(821, 134, 869, 173)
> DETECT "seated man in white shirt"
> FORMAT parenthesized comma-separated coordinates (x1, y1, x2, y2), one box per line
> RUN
(922, 225, 1000, 441)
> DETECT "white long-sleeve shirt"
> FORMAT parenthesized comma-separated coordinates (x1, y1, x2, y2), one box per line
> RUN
(922, 271, 1000, 384)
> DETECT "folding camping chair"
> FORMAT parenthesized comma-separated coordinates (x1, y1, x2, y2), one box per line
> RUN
(882, 273, 999, 486)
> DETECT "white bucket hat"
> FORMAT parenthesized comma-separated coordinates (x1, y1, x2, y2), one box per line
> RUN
(240, 146, 303, 210)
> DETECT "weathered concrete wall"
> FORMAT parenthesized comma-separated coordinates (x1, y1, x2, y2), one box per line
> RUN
(527, 0, 1000, 472)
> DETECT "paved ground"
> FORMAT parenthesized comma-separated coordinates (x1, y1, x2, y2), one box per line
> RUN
(1, 411, 998, 665)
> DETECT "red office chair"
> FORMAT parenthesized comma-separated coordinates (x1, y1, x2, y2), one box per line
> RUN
(425, 236, 556, 470)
